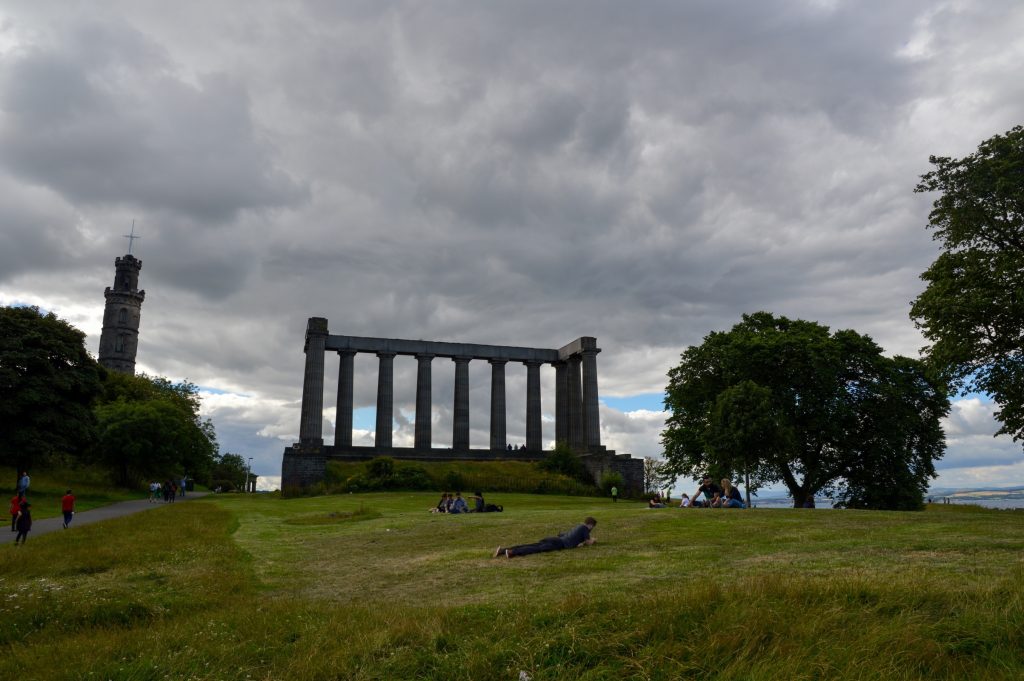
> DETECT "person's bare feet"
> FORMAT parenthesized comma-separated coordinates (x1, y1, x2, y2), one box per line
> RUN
(493, 546, 505, 558)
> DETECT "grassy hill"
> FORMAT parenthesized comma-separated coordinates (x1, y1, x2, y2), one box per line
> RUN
(0, 492, 1021, 679)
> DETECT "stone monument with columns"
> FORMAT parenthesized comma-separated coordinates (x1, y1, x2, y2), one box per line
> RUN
(281, 317, 643, 493)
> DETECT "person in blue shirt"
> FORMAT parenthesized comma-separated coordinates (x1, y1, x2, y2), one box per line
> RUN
(494, 517, 597, 558)
(449, 492, 469, 514)
(17, 471, 30, 495)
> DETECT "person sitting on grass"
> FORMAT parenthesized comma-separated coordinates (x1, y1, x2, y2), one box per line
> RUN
(678, 493, 691, 508)
(494, 517, 597, 558)
(691, 476, 722, 508)
(431, 492, 449, 513)
(449, 491, 468, 514)
(470, 491, 485, 513)
(720, 479, 746, 508)
(648, 497, 666, 508)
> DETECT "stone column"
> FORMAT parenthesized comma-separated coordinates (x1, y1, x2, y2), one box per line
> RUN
(375, 352, 395, 449)
(526, 361, 542, 451)
(489, 360, 507, 451)
(567, 355, 583, 450)
(299, 317, 328, 444)
(453, 357, 471, 451)
(554, 361, 568, 445)
(581, 347, 602, 449)
(415, 354, 433, 450)
(334, 350, 355, 448)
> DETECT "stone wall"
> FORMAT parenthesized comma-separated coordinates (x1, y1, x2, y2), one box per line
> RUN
(281, 445, 327, 490)
(579, 451, 644, 496)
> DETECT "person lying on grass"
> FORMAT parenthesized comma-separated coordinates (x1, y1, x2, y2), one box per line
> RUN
(493, 517, 597, 559)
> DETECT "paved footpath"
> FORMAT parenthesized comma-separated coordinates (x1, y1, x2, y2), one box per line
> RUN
(1, 492, 210, 546)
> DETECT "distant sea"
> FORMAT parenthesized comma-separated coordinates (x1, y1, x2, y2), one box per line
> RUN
(747, 493, 1024, 510)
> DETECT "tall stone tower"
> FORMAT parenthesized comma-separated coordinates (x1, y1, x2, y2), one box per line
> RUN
(98, 254, 145, 374)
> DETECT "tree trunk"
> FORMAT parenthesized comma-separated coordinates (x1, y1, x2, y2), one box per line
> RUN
(744, 467, 751, 508)
(792, 488, 809, 508)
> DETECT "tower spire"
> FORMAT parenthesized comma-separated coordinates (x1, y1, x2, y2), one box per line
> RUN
(123, 220, 141, 254)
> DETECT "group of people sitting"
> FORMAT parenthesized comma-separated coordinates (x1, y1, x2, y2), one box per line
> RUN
(648, 477, 747, 509)
(430, 491, 503, 514)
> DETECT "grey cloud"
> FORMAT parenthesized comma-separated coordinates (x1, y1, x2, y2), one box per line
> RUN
(0, 22, 306, 222)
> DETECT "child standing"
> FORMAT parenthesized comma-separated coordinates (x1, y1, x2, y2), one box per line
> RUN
(14, 501, 31, 545)
(61, 489, 76, 528)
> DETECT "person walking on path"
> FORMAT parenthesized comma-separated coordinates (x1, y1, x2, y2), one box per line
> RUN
(14, 501, 31, 545)
(10, 492, 24, 531)
(17, 471, 30, 495)
(61, 489, 76, 528)
(494, 517, 597, 558)
(180, 477, 187, 497)
(610, 486, 618, 503)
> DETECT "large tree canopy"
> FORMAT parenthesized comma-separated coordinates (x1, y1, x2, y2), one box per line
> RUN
(662, 312, 949, 509)
(93, 372, 218, 485)
(910, 124, 1024, 443)
(0, 305, 104, 476)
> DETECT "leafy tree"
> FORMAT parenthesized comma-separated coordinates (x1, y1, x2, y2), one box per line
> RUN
(662, 312, 949, 509)
(0, 305, 104, 478)
(210, 453, 250, 491)
(832, 357, 949, 510)
(703, 380, 791, 507)
(93, 372, 218, 485)
(642, 457, 672, 495)
(910, 124, 1024, 443)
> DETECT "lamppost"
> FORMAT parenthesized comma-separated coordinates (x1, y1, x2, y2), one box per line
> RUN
(247, 457, 253, 493)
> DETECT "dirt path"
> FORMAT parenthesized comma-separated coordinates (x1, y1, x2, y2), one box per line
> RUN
(1, 492, 210, 546)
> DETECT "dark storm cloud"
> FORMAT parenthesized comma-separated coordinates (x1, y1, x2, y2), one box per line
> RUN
(0, 20, 306, 223)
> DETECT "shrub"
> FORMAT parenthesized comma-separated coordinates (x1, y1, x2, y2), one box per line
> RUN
(539, 442, 593, 485)
(391, 466, 432, 490)
(443, 470, 465, 491)
(367, 457, 395, 479)
(600, 472, 624, 496)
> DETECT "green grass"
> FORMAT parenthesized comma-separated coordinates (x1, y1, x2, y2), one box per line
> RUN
(1, 466, 142, 520)
(1, 492, 1022, 680)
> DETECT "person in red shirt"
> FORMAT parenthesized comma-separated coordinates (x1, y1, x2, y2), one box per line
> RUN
(9, 492, 23, 532)
(61, 489, 75, 529)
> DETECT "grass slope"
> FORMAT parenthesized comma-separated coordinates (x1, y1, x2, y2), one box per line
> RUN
(0, 493, 1022, 680)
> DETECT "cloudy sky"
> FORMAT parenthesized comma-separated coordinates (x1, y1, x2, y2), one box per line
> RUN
(2, 1, 1022, 493)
